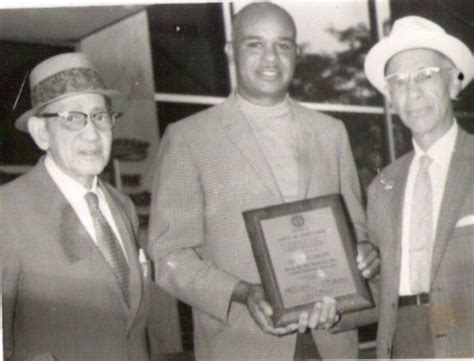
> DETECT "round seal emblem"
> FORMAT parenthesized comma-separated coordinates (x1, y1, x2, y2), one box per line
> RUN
(291, 214, 305, 228)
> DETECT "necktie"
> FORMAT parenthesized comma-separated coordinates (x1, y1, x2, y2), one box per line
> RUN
(409, 155, 433, 294)
(84, 192, 130, 305)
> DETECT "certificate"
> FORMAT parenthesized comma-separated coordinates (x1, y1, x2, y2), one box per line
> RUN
(243, 194, 373, 327)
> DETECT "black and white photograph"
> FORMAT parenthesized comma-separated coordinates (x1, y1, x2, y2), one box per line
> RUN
(1, 0, 473, 360)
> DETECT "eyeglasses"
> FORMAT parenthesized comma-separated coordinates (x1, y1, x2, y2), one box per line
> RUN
(385, 67, 452, 93)
(39, 111, 121, 131)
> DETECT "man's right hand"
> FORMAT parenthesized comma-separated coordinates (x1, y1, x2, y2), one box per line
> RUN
(232, 282, 297, 336)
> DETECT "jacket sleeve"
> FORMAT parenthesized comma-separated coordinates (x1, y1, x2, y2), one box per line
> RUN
(1, 238, 20, 360)
(336, 123, 368, 242)
(326, 123, 380, 332)
(148, 124, 240, 324)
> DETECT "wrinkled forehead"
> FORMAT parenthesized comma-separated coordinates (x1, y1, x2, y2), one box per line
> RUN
(385, 48, 453, 75)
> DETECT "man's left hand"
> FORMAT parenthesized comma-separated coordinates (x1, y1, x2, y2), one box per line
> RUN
(296, 297, 339, 333)
(357, 240, 380, 279)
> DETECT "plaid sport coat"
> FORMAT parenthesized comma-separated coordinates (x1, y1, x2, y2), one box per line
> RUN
(149, 95, 367, 360)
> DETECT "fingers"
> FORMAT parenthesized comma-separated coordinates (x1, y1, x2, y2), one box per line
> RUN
(284, 323, 299, 334)
(305, 297, 338, 331)
(245, 285, 343, 336)
(357, 241, 381, 279)
(246, 285, 274, 333)
(246, 284, 291, 336)
(362, 257, 381, 279)
(298, 311, 309, 333)
(308, 302, 322, 329)
(249, 300, 273, 333)
(320, 297, 337, 329)
(259, 298, 273, 317)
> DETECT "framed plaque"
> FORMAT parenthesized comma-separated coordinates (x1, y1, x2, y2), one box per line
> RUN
(243, 194, 373, 327)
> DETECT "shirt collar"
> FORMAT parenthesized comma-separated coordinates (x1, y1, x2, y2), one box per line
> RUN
(234, 91, 291, 118)
(44, 155, 99, 202)
(412, 120, 458, 168)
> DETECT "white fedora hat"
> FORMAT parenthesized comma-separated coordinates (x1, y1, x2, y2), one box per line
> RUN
(16, 52, 125, 132)
(365, 16, 474, 96)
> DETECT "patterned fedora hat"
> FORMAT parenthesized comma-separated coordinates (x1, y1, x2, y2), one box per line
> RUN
(16, 52, 125, 132)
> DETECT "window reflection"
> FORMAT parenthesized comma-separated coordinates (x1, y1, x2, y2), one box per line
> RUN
(148, 3, 229, 96)
(317, 112, 387, 195)
(268, 1, 383, 105)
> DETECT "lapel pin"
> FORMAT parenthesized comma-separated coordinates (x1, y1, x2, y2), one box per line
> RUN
(376, 168, 394, 190)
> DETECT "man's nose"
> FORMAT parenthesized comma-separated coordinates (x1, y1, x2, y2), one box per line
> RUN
(81, 117, 101, 140)
(406, 77, 422, 99)
(262, 44, 278, 61)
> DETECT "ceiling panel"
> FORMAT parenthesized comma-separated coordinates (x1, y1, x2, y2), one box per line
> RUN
(0, 6, 146, 45)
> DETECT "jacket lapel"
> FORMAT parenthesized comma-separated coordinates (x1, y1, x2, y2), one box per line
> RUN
(100, 182, 143, 330)
(59, 198, 128, 302)
(60, 201, 95, 263)
(431, 130, 474, 284)
(222, 97, 283, 201)
(388, 154, 412, 292)
(294, 104, 317, 199)
(35, 160, 96, 264)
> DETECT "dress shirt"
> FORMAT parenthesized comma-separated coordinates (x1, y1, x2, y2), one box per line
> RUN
(399, 121, 458, 295)
(236, 93, 300, 202)
(44, 156, 128, 260)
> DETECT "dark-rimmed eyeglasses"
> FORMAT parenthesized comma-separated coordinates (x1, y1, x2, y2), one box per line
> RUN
(39, 111, 121, 131)
(385, 67, 452, 93)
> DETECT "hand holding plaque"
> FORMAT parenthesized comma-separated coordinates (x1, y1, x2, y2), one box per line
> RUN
(243, 194, 373, 327)
(232, 281, 341, 335)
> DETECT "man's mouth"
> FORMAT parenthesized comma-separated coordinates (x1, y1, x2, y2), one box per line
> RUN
(408, 107, 429, 117)
(79, 149, 101, 157)
(259, 68, 280, 80)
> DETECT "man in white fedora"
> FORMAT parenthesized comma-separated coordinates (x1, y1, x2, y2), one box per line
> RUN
(0, 53, 151, 361)
(364, 16, 474, 358)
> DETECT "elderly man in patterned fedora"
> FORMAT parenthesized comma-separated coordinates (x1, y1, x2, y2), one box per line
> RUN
(0, 53, 151, 361)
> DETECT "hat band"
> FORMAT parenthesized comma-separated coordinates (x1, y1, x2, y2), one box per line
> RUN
(31, 67, 107, 107)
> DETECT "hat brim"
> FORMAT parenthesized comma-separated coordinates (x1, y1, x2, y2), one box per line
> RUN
(15, 89, 127, 132)
(364, 32, 474, 96)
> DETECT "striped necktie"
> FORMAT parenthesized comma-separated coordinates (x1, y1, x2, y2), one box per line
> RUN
(84, 191, 130, 305)
(409, 155, 433, 294)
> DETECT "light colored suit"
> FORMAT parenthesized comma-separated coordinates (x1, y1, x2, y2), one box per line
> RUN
(149, 96, 367, 360)
(367, 128, 474, 358)
(0, 160, 151, 361)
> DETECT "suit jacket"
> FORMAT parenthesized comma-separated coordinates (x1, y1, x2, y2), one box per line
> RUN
(148, 96, 368, 360)
(0, 160, 151, 361)
(367, 128, 474, 358)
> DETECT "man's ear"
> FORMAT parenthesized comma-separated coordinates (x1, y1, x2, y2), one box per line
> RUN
(224, 42, 235, 63)
(449, 68, 463, 99)
(27, 116, 50, 151)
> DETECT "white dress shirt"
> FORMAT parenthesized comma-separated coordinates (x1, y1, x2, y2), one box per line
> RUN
(399, 121, 458, 295)
(44, 156, 128, 259)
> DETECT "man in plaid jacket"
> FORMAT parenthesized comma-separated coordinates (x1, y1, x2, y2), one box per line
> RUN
(148, 3, 378, 360)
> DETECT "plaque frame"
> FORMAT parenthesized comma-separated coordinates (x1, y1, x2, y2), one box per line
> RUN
(243, 194, 373, 327)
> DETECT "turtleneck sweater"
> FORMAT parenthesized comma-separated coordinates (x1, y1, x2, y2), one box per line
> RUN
(235, 93, 300, 202)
